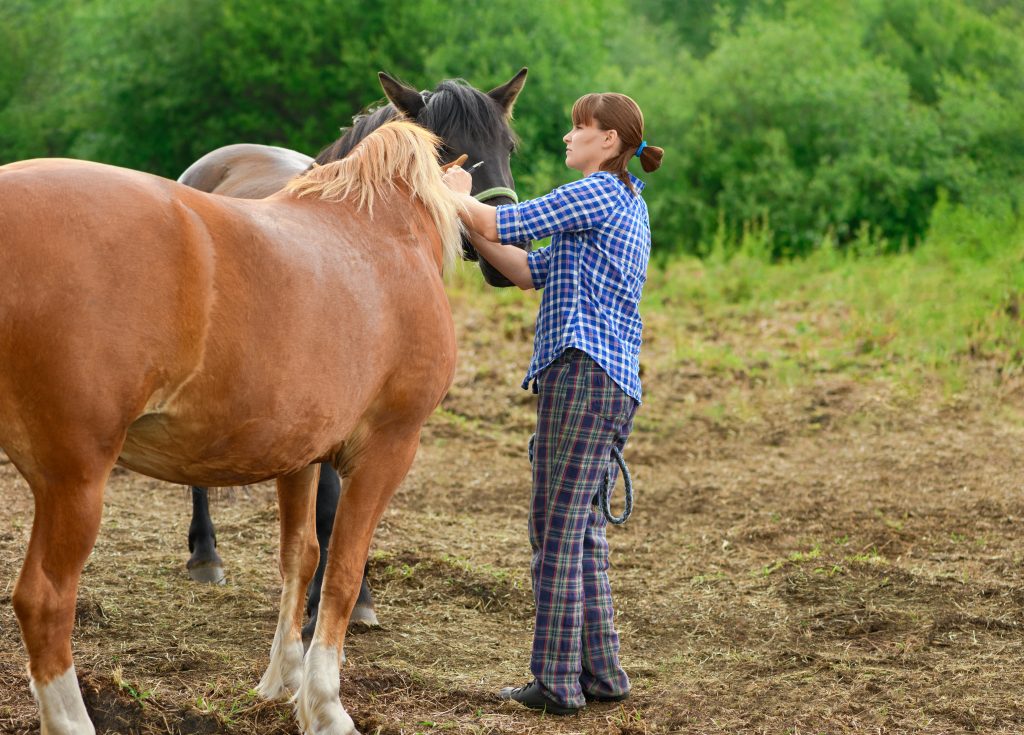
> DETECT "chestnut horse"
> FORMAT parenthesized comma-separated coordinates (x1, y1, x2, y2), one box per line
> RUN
(179, 69, 530, 639)
(0, 120, 461, 735)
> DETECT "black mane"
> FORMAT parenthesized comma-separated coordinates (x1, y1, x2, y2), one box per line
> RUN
(418, 80, 518, 151)
(312, 79, 517, 166)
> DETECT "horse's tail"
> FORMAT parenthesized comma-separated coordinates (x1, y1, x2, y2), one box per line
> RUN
(283, 120, 465, 275)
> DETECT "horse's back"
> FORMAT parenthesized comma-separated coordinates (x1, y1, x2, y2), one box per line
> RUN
(178, 144, 312, 199)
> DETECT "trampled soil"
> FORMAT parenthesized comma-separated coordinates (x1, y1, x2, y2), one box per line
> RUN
(2, 287, 1024, 734)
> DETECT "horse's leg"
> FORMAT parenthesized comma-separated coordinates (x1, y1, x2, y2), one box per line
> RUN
(256, 464, 321, 700)
(296, 431, 421, 735)
(11, 451, 115, 735)
(301, 465, 378, 647)
(301, 464, 337, 647)
(187, 486, 225, 584)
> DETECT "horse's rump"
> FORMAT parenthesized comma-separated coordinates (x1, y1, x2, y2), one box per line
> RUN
(0, 159, 216, 459)
(177, 143, 313, 199)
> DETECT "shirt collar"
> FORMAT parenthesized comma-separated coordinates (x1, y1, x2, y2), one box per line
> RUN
(587, 170, 645, 194)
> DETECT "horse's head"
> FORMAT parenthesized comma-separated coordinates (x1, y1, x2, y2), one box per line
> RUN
(379, 69, 532, 288)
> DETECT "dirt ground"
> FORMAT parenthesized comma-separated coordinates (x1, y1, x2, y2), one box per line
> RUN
(2, 287, 1024, 734)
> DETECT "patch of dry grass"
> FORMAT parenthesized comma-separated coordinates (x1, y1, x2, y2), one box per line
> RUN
(2, 268, 1024, 733)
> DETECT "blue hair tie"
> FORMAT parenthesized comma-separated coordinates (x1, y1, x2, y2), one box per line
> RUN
(635, 141, 647, 157)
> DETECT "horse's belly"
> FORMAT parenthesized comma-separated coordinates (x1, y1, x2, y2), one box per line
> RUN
(118, 412, 329, 487)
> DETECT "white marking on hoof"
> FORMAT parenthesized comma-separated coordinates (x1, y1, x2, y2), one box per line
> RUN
(296, 642, 357, 735)
(256, 632, 304, 700)
(187, 564, 226, 585)
(31, 666, 95, 735)
(350, 605, 379, 628)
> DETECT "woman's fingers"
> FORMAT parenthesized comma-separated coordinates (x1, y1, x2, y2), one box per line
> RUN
(441, 152, 474, 196)
(442, 167, 473, 195)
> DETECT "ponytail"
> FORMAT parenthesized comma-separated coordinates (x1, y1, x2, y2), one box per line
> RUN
(636, 141, 664, 174)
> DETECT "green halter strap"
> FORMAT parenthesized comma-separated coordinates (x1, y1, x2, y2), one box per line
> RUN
(474, 186, 518, 203)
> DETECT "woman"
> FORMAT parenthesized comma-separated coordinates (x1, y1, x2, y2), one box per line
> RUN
(443, 92, 663, 715)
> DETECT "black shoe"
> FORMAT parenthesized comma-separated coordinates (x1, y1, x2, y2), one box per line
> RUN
(583, 689, 630, 703)
(498, 681, 581, 715)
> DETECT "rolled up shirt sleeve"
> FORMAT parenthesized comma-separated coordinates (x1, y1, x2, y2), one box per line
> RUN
(495, 176, 620, 244)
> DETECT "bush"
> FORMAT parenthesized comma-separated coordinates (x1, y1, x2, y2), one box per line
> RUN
(2, 0, 1021, 257)
(631, 0, 1024, 256)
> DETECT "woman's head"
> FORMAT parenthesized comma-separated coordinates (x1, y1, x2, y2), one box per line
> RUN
(566, 93, 663, 188)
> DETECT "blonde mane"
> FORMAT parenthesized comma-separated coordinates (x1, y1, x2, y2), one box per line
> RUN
(283, 120, 465, 275)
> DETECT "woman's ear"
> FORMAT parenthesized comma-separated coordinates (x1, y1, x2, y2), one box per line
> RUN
(604, 128, 620, 151)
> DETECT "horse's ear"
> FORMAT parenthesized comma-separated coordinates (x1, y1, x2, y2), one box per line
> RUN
(379, 71, 426, 117)
(487, 67, 528, 116)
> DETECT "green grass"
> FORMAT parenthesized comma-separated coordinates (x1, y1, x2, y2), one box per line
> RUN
(646, 201, 1024, 392)
(450, 201, 1024, 397)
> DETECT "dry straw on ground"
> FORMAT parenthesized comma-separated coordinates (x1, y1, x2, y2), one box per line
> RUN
(2, 285, 1024, 734)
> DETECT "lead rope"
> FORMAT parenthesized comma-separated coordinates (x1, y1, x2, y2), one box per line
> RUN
(528, 434, 634, 525)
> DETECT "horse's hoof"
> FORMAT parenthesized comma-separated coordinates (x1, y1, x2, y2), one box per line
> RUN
(257, 637, 304, 701)
(349, 605, 379, 628)
(187, 563, 226, 585)
(255, 678, 292, 702)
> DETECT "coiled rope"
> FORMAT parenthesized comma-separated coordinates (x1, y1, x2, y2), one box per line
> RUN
(528, 433, 634, 525)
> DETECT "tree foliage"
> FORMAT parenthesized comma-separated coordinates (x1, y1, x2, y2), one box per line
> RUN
(1, 0, 1021, 257)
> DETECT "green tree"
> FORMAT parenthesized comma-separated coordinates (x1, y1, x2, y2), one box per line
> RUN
(0, 0, 81, 160)
(3, 0, 1021, 257)
(626, 0, 1024, 255)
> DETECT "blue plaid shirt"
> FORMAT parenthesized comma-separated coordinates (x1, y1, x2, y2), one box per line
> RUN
(496, 171, 651, 403)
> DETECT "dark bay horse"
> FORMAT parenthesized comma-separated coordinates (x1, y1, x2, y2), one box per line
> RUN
(179, 69, 528, 285)
(179, 69, 530, 638)
(178, 142, 313, 198)
(1, 120, 461, 735)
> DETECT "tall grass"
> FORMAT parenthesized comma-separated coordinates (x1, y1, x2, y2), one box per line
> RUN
(449, 203, 1024, 397)
(645, 202, 1024, 394)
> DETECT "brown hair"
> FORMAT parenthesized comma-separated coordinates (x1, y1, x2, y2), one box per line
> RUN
(571, 93, 664, 192)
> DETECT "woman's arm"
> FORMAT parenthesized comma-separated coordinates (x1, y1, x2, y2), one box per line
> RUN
(442, 165, 532, 288)
(457, 195, 500, 242)
(466, 230, 534, 290)
(442, 167, 500, 241)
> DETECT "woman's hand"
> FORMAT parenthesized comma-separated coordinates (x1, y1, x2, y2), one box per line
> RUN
(442, 166, 473, 196)
(442, 161, 499, 243)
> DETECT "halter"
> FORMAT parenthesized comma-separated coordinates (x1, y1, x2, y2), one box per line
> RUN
(474, 186, 518, 204)
(419, 90, 520, 205)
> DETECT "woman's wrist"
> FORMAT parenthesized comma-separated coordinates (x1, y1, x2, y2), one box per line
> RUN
(460, 196, 499, 242)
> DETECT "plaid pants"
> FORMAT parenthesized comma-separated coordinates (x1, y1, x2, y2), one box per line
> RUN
(529, 348, 636, 708)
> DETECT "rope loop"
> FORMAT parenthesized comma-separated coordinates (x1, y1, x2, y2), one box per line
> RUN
(528, 433, 633, 525)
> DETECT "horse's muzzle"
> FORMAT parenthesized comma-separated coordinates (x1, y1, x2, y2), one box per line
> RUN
(465, 192, 531, 288)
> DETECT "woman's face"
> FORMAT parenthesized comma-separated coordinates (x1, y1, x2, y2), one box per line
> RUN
(563, 121, 618, 176)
